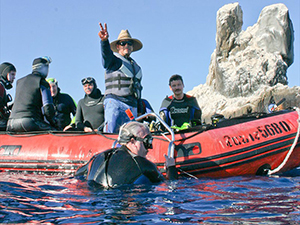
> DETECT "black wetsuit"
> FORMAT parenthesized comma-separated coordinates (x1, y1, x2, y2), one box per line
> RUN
(159, 94, 202, 127)
(0, 63, 14, 131)
(7, 74, 56, 132)
(0, 82, 9, 131)
(76, 145, 166, 188)
(53, 89, 76, 130)
(75, 88, 104, 130)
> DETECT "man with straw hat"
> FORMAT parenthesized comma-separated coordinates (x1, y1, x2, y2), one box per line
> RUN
(98, 23, 143, 133)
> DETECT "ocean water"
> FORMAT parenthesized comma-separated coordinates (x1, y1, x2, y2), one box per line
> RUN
(1, 169, 300, 224)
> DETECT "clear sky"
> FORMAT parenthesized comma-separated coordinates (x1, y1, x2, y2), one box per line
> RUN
(0, 0, 299, 112)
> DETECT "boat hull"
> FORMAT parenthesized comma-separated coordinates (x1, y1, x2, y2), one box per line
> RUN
(0, 110, 299, 178)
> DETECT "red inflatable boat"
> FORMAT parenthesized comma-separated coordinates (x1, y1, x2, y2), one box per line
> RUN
(0, 109, 299, 178)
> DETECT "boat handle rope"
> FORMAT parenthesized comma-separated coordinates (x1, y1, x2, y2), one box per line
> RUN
(177, 168, 199, 179)
(268, 107, 300, 175)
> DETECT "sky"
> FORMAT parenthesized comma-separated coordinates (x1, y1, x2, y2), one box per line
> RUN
(0, 0, 299, 113)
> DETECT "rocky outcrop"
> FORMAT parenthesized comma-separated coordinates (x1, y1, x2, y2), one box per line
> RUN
(188, 3, 299, 123)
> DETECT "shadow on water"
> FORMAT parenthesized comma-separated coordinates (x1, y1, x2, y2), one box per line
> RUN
(280, 167, 300, 177)
(0, 171, 300, 224)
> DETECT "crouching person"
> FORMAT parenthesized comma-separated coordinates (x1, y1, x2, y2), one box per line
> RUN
(76, 121, 177, 188)
(7, 57, 56, 132)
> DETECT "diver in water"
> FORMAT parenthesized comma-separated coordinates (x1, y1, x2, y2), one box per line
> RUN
(76, 121, 177, 188)
(0, 62, 16, 131)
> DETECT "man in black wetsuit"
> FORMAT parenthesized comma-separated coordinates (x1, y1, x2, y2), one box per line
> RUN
(76, 121, 177, 188)
(47, 78, 77, 130)
(74, 77, 105, 132)
(7, 57, 56, 132)
(0, 62, 16, 131)
(159, 74, 202, 129)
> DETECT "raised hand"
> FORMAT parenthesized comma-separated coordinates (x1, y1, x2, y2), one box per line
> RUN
(98, 23, 109, 41)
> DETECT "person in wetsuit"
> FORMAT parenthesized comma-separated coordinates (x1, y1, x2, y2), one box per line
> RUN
(0, 62, 16, 131)
(159, 74, 202, 128)
(74, 77, 105, 132)
(76, 121, 177, 188)
(7, 56, 56, 132)
(47, 78, 77, 130)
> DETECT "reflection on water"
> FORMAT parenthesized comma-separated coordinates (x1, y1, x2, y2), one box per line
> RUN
(0, 170, 300, 224)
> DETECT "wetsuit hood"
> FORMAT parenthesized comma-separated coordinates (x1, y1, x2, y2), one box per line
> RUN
(32, 57, 51, 78)
(52, 87, 61, 100)
(0, 62, 16, 89)
(84, 88, 103, 106)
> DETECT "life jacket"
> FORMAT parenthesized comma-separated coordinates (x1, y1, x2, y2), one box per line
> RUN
(105, 53, 142, 99)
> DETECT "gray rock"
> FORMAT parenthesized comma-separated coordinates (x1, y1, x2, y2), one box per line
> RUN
(188, 3, 298, 123)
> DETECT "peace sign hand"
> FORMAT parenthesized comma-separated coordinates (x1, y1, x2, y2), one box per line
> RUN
(98, 23, 109, 41)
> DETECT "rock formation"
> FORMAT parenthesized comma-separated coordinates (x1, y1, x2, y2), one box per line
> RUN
(189, 2, 300, 123)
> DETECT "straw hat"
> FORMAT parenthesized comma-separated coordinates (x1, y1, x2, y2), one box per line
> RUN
(110, 30, 143, 53)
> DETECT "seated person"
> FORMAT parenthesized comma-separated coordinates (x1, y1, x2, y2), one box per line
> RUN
(0, 62, 16, 131)
(47, 78, 77, 130)
(76, 121, 177, 188)
(7, 57, 56, 132)
(159, 74, 202, 129)
(73, 77, 104, 132)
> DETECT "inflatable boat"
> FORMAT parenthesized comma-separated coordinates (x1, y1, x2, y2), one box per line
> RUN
(0, 108, 299, 178)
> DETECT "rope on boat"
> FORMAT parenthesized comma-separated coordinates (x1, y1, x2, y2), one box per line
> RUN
(268, 108, 300, 175)
(177, 168, 199, 179)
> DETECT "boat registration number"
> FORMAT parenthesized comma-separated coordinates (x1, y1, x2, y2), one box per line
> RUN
(223, 120, 291, 147)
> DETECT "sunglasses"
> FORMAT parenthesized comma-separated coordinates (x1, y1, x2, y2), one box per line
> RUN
(134, 134, 153, 149)
(81, 77, 95, 85)
(118, 41, 133, 46)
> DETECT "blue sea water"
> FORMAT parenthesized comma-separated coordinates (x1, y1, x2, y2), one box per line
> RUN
(1, 169, 300, 224)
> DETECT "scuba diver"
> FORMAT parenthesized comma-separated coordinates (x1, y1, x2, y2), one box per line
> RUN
(0, 62, 16, 131)
(7, 56, 56, 132)
(76, 121, 177, 188)
(73, 77, 105, 132)
(160, 74, 202, 130)
(47, 78, 77, 130)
